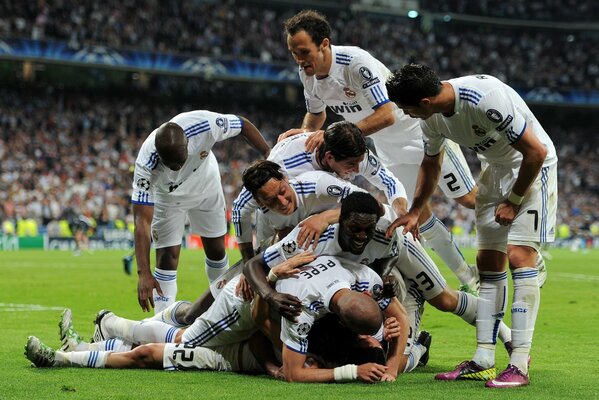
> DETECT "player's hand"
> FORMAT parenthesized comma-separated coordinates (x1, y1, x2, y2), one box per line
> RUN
(265, 291, 302, 322)
(495, 200, 520, 226)
(383, 317, 401, 342)
(138, 273, 162, 312)
(305, 130, 325, 152)
(357, 363, 388, 383)
(380, 373, 396, 382)
(386, 210, 421, 240)
(272, 251, 315, 279)
(297, 215, 329, 249)
(382, 274, 399, 298)
(234, 274, 255, 302)
(277, 128, 305, 143)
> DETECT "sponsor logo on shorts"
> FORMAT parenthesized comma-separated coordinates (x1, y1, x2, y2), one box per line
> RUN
(152, 227, 159, 241)
(486, 109, 503, 123)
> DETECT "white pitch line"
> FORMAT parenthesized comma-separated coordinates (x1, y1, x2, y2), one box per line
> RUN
(551, 273, 599, 282)
(0, 303, 64, 312)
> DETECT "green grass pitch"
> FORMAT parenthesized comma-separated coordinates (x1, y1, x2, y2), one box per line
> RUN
(1, 248, 598, 399)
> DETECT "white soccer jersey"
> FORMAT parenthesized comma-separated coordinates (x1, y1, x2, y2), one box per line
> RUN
(277, 255, 388, 354)
(232, 132, 406, 243)
(262, 204, 399, 268)
(300, 45, 424, 166)
(421, 75, 557, 168)
(131, 110, 243, 205)
(233, 170, 365, 244)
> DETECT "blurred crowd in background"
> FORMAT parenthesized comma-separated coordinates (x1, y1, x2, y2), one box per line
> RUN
(1, 0, 598, 249)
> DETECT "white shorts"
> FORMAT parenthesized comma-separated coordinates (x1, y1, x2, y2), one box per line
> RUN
(384, 141, 475, 204)
(438, 140, 476, 199)
(152, 157, 227, 248)
(392, 233, 447, 301)
(163, 342, 261, 373)
(476, 162, 558, 252)
(182, 275, 257, 347)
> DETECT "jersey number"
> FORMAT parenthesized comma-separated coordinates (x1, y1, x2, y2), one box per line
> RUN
(415, 271, 435, 291)
(443, 173, 461, 192)
(173, 344, 195, 362)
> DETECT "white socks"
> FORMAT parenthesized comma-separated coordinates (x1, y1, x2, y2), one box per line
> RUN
(419, 215, 473, 285)
(145, 300, 190, 328)
(105, 314, 181, 344)
(205, 254, 229, 283)
(153, 268, 177, 314)
(473, 270, 508, 368)
(510, 267, 540, 374)
(54, 350, 108, 368)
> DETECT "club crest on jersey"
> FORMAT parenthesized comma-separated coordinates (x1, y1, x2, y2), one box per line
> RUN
(199, 151, 209, 159)
(486, 109, 503, 123)
(281, 240, 297, 254)
(372, 284, 383, 300)
(343, 87, 356, 98)
(297, 322, 311, 336)
(137, 178, 151, 191)
(216, 279, 228, 289)
(327, 185, 343, 197)
(360, 258, 370, 265)
(472, 125, 487, 136)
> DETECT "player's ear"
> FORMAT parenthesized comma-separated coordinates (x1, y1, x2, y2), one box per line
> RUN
(320, 38, 330, 51)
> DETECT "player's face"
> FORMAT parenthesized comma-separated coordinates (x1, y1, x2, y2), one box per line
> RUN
(255, 178, 297, 215)
(162, 146, 188, 171)
(327, 153, 364, 181)
(338, 212, 378, 254)
(287, 30, 329, 76)
(396, 102, 433, 120)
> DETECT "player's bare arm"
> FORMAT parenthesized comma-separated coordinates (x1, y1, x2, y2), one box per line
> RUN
(387, 153, 442, 238)
(243, 253, 302, 321)
(239, 116, 271, 158)
(381, 298, 410, 380)
(133, 203, 162, 312)
(296, 209, 340, 249)
(277, 111, 326, 143)
(356, 102, 395, 136)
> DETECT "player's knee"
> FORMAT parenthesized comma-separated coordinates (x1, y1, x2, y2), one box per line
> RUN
(131, 344, 162, 368)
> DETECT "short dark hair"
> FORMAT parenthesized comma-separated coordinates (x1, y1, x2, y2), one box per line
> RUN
(340, 192, 382, 221)
(386, 63, 443, 107)
(337, 290, 383, 336)
(321, 121, 367, 160)
(283, 9, 331, 46)
(242, 160, 285, 197)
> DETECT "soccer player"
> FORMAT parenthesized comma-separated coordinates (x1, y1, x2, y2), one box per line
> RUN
(385, 64, 557, 388)
(279, 10, 479, 293)
(232, 121, 408, 261)
(25, 334, 280, 376)
(131, 110, 269, 313)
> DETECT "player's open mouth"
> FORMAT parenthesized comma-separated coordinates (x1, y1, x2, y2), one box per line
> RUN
(352, 240, 366, 248)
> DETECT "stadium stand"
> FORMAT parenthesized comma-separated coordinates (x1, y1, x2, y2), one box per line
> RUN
(0, 0, 597, 248)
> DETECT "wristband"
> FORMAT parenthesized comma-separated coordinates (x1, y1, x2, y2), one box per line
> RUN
(507, 191, 524, 205)
(267, 269, 279, 283)
(333, 364, 358, 381)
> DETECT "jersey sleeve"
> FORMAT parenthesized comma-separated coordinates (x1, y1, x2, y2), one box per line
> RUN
(231, 188, 258, 244)
(131, 138, 156, 205)
(202, 113, 244, 143)
(261, 226, 303, 269)
(280, 310, 314, 354)
(478, 89, 527, 145)
(303, 87, 327, 115)
(347, 55, 390, 110)
(359, 150, 407, 203)
(421, 120, 447, 157)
